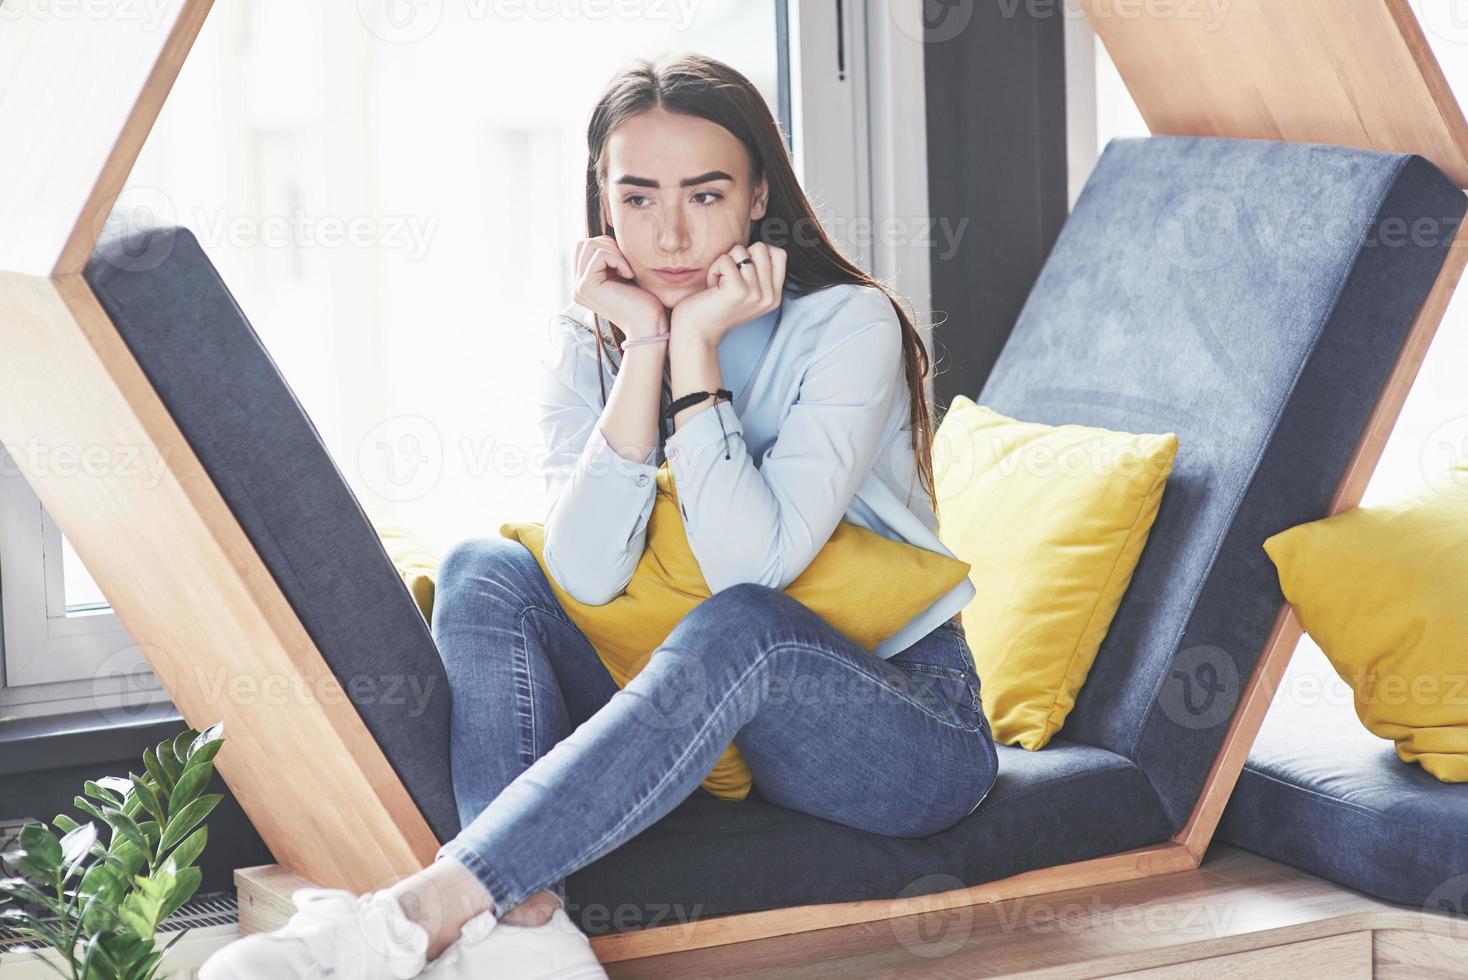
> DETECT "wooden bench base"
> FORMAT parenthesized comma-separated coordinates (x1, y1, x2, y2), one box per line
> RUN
(234, 844, 1468, 976)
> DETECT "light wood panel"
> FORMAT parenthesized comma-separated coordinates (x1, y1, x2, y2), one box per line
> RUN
(1375, 928, 1468, 978)
(1114, 932, 1372, 980)
(0, 0, 213, 276)
(1085, 0, 1468, 187)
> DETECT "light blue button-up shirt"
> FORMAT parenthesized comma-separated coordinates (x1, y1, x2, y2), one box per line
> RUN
(535, 281, 976, 660)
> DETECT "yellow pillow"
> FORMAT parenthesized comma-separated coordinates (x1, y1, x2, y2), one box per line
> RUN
(365, 507, 440, 624)
(501, 462, 974, 801)
(934, 396, 1178, 750)
(1264, 460, 1468, 781)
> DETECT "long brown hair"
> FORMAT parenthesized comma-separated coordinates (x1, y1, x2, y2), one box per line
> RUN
(581, 52, 939, 517)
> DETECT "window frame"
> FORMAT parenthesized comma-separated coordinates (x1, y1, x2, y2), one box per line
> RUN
(790, 0, 933, 376)
(0, 448, 159, 719)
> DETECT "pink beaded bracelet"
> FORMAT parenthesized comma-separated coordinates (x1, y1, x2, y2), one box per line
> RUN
(620, 332, 672, 351)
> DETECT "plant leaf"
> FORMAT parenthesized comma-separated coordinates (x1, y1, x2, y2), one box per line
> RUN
(0, 904, 68, 946)
(72, 795, 109, 828)
(79, 879, 124, 934)
(142, 747, 172, 796)
(158, 794, 221, 853)
(171, 730, 196, 769)
(189, 737, 224, 768)
(161, 825, 207, 872)
(59, 822, 98, 880)
(16, 823, 62, 877)
(96, 775, 135, 799)
(82, 779, 125, 809)
(109, 839, 148, 881)
(127, 774, 165, 826)
(187, 721, 225, 762)
(166, 762, 213, 816)
(154, 737, 182, 785)
(160, 865, 201, 921)
(52, 814, 81, 835)
(100, 807, 148, 857)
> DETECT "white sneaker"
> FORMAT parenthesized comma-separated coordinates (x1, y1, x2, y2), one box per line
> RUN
(422, 906, 608, 979)
(200, 887, 430, 980)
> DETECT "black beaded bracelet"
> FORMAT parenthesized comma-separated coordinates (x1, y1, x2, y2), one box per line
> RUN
(662, 388, 735, 460)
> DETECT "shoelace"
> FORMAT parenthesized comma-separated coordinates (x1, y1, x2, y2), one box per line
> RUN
(284, 888, 429, 979)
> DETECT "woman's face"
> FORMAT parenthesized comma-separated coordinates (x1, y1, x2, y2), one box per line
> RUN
(601, 106, 768, 310)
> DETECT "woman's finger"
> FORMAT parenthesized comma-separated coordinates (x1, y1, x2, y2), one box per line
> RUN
(590, 245, 633, 281)
(708, 252, 741, 290)
(746, 242, 774, 309)
(728, 244, 758, 293)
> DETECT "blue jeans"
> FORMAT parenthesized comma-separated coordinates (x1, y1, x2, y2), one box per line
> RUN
(430, 535, 999, 917)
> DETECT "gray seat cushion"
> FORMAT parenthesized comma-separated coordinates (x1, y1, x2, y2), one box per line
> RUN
(1218, 644, 1468, 910)
(84, 226, 460, 843)
(978, 134, 1465, 833)
(569, 737, 1170, 932)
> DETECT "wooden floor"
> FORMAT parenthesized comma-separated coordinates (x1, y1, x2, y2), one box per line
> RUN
(602, 844, 1468, 979)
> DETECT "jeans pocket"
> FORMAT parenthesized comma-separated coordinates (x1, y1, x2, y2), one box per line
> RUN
(896, 662, 987, 733)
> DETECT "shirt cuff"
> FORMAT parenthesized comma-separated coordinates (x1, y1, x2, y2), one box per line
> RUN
(665, 399, 744, 481)
(583, 421, 660, 486)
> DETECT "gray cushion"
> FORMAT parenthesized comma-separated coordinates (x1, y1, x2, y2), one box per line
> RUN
(84, 226, 460, 843)
(977, 134, 1465, 833)
(568, 737, 1170, 933)
(1218, 644, 1468, 911)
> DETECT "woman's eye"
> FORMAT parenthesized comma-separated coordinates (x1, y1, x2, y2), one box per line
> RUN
(623, 192, 723, 207)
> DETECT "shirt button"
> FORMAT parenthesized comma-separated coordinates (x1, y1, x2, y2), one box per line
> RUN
(668, 448, 680, 460)
(636, 474, 650, 487)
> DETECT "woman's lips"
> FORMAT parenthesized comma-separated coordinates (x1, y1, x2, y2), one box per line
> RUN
(654, 267, 701, 284)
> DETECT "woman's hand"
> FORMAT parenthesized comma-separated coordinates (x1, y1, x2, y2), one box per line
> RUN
(670, 242, 786, 347)
(573, 236, 668, 339)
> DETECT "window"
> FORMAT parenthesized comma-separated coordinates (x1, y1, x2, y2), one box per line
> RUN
(0, 450, 156, 722)
(124, 0, 798, 554)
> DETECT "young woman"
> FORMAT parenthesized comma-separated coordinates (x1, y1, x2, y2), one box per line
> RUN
(202, 52, 996, 980)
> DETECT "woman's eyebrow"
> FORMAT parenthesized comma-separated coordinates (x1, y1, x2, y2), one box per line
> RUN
(615, 170, 734, 188)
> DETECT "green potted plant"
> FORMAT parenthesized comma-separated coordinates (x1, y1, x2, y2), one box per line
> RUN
(0, 721, 225, 980)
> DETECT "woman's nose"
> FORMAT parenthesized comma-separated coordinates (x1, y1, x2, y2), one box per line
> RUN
(658, 208, 691, 252)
